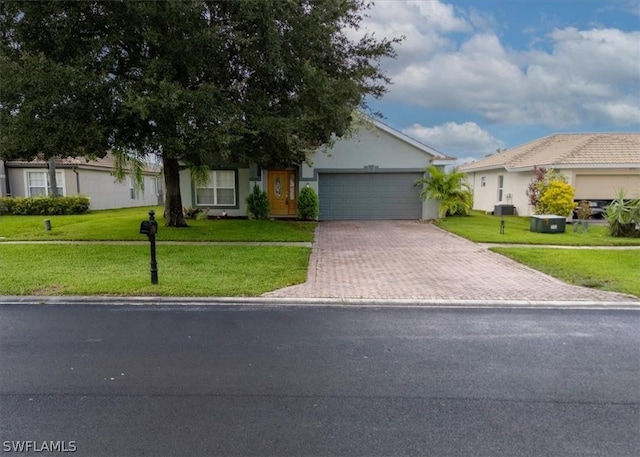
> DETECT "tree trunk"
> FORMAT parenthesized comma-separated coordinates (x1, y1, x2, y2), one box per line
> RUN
(48, 157, 59, 197)
(163, 156, 188, 227)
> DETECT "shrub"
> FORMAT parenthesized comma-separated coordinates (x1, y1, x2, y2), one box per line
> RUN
(246, 184, 270, 220)
(0, 197, 15, 215)
(604, 191, 640, 238)
(537, 181, 576, 217)
(528, 168, 575, 216)
(0, 196, 90, 215)
(297, 185, 319, 220)
(183, 207, 201, 219)
(527, 166, 566, 208)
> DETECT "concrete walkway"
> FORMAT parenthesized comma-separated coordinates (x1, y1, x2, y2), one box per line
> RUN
(264, 221, 638, 302)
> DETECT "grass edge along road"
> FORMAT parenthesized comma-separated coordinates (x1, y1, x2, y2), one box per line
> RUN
(0, 244, 311, 296)
(492, 247, 640, 298)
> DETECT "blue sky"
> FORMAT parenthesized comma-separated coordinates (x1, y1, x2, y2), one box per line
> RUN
(354, 0, 640, 161)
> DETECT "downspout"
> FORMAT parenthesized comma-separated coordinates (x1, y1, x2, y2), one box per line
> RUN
(73, 166, 80, 194)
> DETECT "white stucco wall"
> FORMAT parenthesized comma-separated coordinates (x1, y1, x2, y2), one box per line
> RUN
(303, 126, 435, 177)
(78, 169, 160, 210)
(4, 167, 159, 210)
(467, 169, 532, 216)
(467, 167, 640, 216)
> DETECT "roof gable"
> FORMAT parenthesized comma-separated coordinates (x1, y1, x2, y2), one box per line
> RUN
(369, 118, 454, 162)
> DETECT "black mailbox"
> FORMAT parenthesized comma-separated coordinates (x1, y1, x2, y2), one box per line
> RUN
(139, 220, 157, 236)
(140, 209, 159, 284)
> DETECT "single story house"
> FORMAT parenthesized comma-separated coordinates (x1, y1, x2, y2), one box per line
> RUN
(459, 133, 640, 216)
(1, 154, 163, 210)
(179, 118, 455, 220)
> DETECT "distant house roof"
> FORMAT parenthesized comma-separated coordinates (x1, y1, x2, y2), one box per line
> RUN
(6, 152, 160, 174)
(460, 133, 640, 173)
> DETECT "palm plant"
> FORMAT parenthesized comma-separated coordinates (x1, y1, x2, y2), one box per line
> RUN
(415, 165, 473, 220)
(603, 190, 640, 237)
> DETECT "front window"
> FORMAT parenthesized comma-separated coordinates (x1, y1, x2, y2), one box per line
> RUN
(497, 175, 504, 202)
(196, 170, 236, 206)
(26, 171, 64, 197)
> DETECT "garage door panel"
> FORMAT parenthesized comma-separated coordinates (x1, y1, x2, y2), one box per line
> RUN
(319, 173, 422, 220)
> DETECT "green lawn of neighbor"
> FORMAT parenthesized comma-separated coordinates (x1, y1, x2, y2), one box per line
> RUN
(0, 206, 316, 242)
(436, 211, 640, 246)
(492, 248, 640, 298)
(0, 244, 310, 296)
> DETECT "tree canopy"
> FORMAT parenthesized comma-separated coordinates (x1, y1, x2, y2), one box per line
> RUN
(0, 0, 400, 225)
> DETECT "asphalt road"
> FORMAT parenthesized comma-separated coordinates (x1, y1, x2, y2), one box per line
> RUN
(0, 304, 638, 457)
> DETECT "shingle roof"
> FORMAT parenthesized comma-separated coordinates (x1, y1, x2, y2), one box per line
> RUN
(460, 133, 640, 172)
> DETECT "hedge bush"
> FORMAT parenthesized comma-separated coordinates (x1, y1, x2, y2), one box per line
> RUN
(245, 184, 270, 220)
(297, 186, 319, 220)
(0, 196, 91, 215)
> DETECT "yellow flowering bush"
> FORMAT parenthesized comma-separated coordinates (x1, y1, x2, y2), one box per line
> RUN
(538, 181, 576, 216)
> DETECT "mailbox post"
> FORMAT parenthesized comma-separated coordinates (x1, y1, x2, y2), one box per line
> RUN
(139, 210, 159, 284)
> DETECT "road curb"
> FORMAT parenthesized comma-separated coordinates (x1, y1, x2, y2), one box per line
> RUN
(1, 295, 639, 310)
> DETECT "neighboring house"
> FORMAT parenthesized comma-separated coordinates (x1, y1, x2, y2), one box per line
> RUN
(179, 118, 455, 220)
(459, 133, 640, 216)
(1, 153, 163, 210)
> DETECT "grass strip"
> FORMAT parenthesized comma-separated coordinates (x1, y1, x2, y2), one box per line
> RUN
(437, 212, 640, 246)
(492, 248, 640, 298)
(0, 244, 310, 296)
(0, 206, 316, 242)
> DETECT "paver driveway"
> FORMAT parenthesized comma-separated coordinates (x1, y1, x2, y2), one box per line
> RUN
(264, 221, 636, 302)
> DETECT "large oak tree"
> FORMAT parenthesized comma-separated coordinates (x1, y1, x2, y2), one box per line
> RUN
(1, 1, 400, 226)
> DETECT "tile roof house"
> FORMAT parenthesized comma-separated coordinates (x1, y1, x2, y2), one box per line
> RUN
(459, 133, 640, 216)
(1, 153, 163, 210)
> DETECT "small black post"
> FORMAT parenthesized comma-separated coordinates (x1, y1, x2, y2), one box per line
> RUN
(148, 210, 158, 284)
(500, 217, 505, 234)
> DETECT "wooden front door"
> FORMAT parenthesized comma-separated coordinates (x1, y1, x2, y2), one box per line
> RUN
(267, 170, 297, 216)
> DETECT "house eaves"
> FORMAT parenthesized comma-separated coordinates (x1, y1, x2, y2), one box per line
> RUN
(507, 163, 640, 172)
(460, 133, 640, 173)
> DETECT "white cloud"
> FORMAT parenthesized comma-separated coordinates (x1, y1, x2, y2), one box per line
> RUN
(360, 1, 640, 128)
(583, 102, 640, 125)
(402, 121, 505, 157)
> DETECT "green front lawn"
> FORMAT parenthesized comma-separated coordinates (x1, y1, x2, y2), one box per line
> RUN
(492, 248, 640, 298)
(436, 211, 640, 246)
(0, 244, 310, 296)
(0, 206, 316, 242)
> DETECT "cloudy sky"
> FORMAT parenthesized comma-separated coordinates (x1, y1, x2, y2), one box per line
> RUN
(355, 0, 639, 162)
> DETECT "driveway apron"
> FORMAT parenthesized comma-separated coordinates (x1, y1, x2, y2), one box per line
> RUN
(264, 221, 636, 302)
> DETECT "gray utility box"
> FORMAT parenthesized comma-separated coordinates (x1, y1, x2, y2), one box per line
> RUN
(494, 204, 515, 216)
(530, 215, 566, 233)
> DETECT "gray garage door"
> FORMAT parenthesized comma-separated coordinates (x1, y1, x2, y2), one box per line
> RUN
(318, 173, 423, 220)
